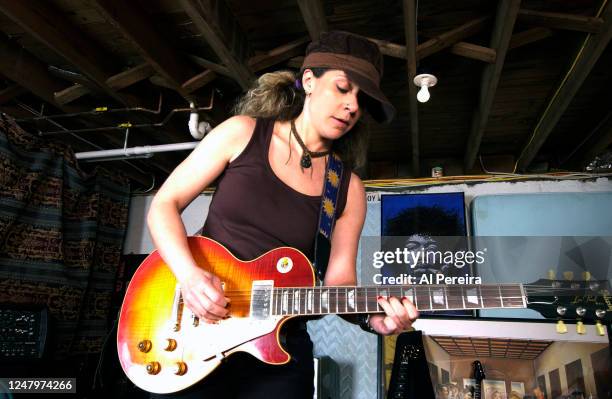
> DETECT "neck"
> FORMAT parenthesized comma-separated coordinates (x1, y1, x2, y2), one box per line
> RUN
(293, 114, 332, 153)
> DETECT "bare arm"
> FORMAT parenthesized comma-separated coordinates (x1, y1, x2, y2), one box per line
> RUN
(147, 115, 256, 322)
(324, 173, 418, 334)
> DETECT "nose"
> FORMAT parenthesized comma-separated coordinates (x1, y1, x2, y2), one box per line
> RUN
(344, 93, 359, 115)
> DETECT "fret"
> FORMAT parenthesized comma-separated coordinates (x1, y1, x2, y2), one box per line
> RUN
(314, 287, 321, 315)
(365, 287, 370, 313)
(415, 286, 431, 311)
(498, 285, 504, 308)
(445, 285, 464, 310)
(333, 287, 338, 314)
(356, 288, 366, 313)
(347, 288, 355, 312)
(461, 286, 466, 309)
(431, 286, 447, 310)
(428, 286, 433, 310)
(482, 285, 503, 309)
(321, 288, 329, 313)
(287, 288, 294, 314)
(274, 288, 279, 315)
(501, 285, 525, 308)
(464, 285, 482, 309)
(293, 289, 300, 313)
(444, 286, 449, 309)
(402, 287, 415, 305)
(307, 289, 313, 314)
(282, 289, 289, 315)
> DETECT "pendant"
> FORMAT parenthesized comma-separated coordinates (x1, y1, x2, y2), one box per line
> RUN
(300, 153, 312, 168)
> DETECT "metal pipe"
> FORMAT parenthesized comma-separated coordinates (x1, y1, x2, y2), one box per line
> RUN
(75, 141, 198, 161)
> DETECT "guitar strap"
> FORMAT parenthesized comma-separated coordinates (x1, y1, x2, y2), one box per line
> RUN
(313, 153, 344, 283)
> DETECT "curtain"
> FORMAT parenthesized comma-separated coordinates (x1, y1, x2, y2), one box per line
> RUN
(0, 114, 130, 359)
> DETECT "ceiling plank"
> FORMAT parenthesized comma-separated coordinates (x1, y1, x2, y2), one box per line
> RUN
(91, 0, 197, 99)
(248, 36, 310, 72)
(518, 8, 603, 34)
(55, 84, 90, 106)
(0, 0, 139, 107)
(516, 4, 612, 171)
(464, 0, 521, 172)
(106, 63, 156, 91)
(296, 0, 328, 40)
(417, 17, 489, 60)
(449, 42, 496, 63)
(0, 36, 67, 106)
(179, 0, 254, 90)
(182, 70, 216, 93)
(365, 37, 408, 59)
(187, 54, 232, 77)
(0, 83, 26, 104)
(55, 63, 156, 105)
(402, 0, 420, 176)
(509, 27, 553, 50)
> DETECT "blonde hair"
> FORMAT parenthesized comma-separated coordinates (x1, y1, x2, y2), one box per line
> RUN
(233, 69, 369, 170)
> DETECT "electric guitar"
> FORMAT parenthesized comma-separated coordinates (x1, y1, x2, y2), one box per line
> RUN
(117, 236, 612, 394)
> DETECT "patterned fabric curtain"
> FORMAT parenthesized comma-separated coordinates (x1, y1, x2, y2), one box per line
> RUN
(0, 114, 130, 358)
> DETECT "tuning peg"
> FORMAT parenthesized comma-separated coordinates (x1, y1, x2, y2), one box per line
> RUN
(576, 321, 586, 335)
(563, 271, 574, 281)
(548, 269, 556, 280)
(595, 320, 606, 336)
(556, 320, 568, 334)
(582, 271, 591, 281)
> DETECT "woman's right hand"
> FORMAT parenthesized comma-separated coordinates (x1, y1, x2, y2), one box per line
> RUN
(178, 267, 229, 323)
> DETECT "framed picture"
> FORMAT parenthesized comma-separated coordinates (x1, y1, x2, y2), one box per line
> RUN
(482, 379, 507, 399)
(381, 192, 473, 316)
(510, 382, 525, 398)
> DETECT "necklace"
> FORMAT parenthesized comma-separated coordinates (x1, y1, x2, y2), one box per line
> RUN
(290, 119, 330, 168)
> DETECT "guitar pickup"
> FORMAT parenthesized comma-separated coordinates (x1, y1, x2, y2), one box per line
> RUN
(250, 280, 274, 319)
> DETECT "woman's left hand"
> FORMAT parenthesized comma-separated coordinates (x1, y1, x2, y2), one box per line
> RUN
(367, 296, 419, 335)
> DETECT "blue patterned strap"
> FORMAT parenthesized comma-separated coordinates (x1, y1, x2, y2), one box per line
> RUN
(313, 153, 344, 282)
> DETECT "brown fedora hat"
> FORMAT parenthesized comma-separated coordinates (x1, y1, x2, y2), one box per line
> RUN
(301, 31, 396, 124)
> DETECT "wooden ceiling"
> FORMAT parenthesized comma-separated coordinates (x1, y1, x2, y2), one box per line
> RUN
(0, 0, 610, 188)
(431, 335, 553, 360)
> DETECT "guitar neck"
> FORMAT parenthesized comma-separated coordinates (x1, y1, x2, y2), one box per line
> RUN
(268, 284, 526, 316)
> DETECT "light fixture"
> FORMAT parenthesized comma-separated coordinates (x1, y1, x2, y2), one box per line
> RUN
(413, 73, 438, 103)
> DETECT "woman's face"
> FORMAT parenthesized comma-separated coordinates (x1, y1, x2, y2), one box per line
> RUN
(302, 69, 362, 139)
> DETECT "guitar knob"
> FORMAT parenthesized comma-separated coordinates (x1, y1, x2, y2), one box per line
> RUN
(596, 309, 606, 318)
(576, 307, 586, 317)
(556, 306, 567, 316)
(595, 321, 606, 336)
(146, 361, 161, 375)
(582, 271, 591, 281)
(556, 320, 567, 334)
(563, 271, 574, 281)
(138, 339, 152, 353)
(165, 338, 177, 351)
(173, 362, 188, 376)
(576, 321, 586, 335)
(547, 269, 556, 280)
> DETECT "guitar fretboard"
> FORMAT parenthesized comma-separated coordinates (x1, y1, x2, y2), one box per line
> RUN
(268, 284, 526, 316)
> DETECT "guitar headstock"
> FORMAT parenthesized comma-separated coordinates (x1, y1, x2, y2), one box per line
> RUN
(525, 272, 611, 335)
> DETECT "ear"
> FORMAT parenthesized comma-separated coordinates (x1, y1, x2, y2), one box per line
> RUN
(301, 68, 316, 94)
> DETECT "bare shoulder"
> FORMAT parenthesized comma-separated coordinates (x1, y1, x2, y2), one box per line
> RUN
(204, 115, 256, 161)
(347, 172, 366, 199)
(342, 172, 366, 219)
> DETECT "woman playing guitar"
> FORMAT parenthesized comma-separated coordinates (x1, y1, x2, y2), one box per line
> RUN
(146, 31, 419, 398)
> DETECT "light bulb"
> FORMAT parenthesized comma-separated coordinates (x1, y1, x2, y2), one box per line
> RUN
(417, 85, 430, 103)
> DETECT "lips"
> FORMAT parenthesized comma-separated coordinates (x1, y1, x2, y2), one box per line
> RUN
(332, 117, 349, 127)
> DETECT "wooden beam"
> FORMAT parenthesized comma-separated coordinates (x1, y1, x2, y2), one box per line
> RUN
(417, 17, 489, 60)
(0, 36, 67, 106)
(187, 54, 232, 77)
(54, 84, 90, 106)
(366, 38, 408, 60)
(516, 3, 612, 171)
(0, 0, 139, 107)
(0, 83, 26, 104)
(464, 0, 521, 172)
(248, 37, 310, 72)
(449, 42, 496, 63)
(402, 0, 420, 176)
(296, 0, 328, 40)
(518, 8, 603, 34)
(92, 0, 196, 98)
(182, 70, 216, 93)
(509, 27, 554, 50)
(179, 0, 254, 90)
(106, 63, 156, 91)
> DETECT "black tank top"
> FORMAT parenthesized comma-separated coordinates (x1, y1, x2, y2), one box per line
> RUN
(202, 118, 351, 261)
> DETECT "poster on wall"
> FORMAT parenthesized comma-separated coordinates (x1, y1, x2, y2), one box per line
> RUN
(482, 379, 507, 399)
(381, 192, 473, 316)
(510, 382, 525, 398)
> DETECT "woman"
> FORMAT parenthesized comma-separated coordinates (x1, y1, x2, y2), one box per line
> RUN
(147, 31, 419, 398)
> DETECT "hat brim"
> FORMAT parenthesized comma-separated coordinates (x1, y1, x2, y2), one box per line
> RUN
(345, 70, 396, 124)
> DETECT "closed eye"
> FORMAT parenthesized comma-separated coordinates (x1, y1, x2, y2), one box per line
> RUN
(336, 85, 349, 94)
